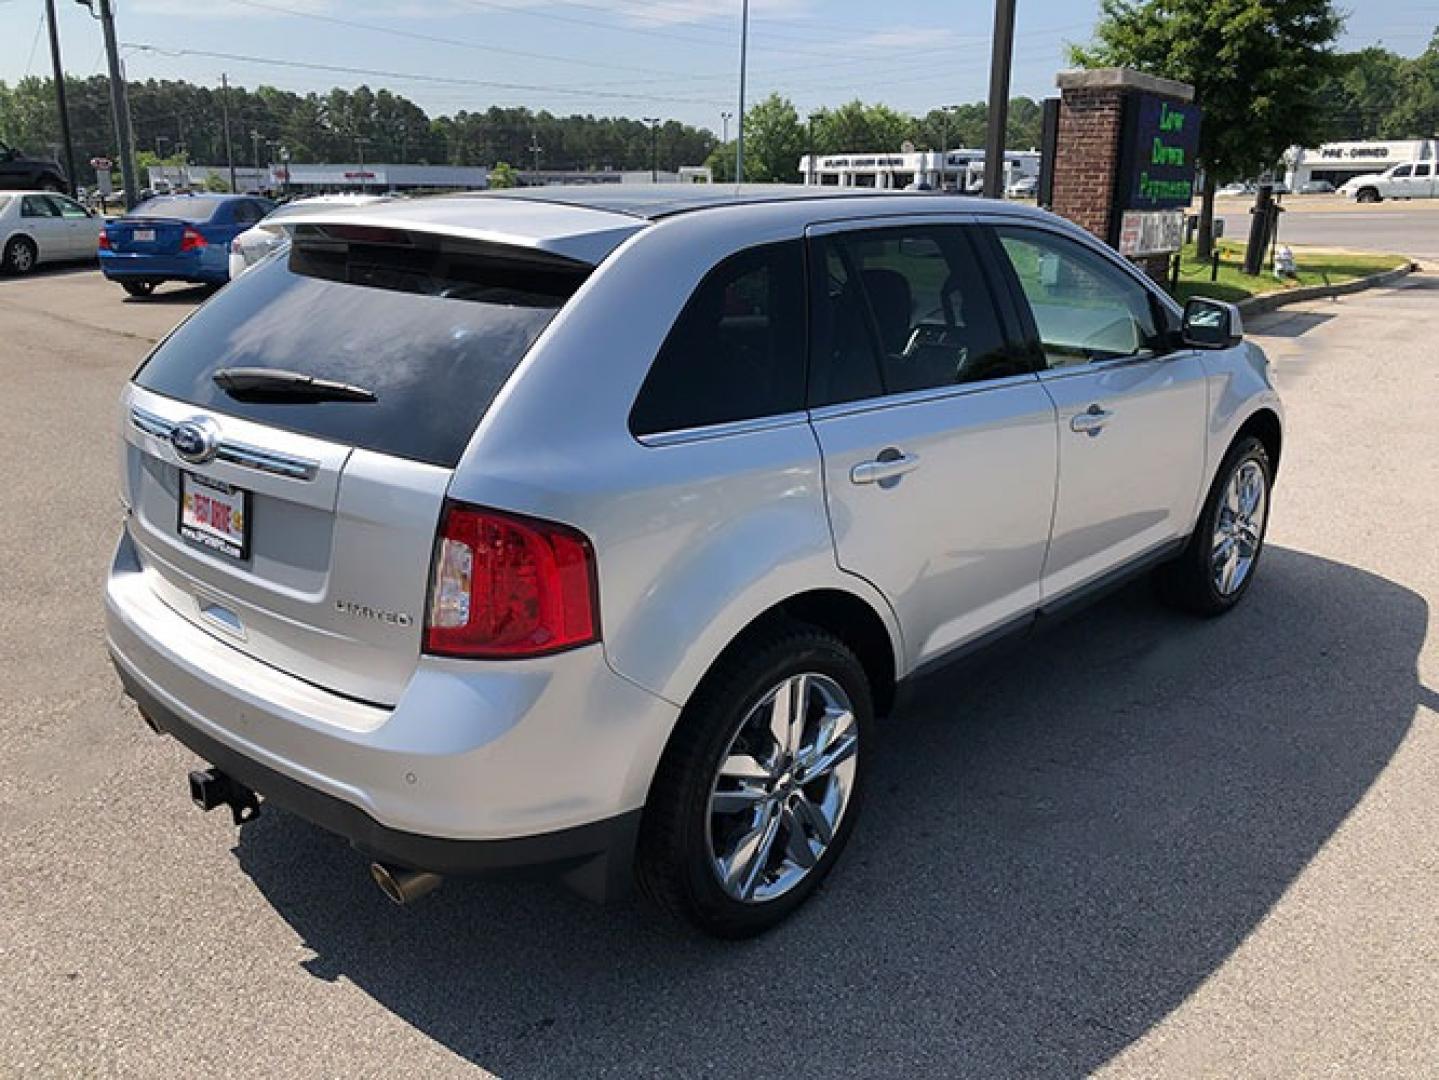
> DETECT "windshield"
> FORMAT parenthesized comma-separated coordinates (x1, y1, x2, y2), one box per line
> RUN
(127, 196, 223, 222)
(133, 234, 590, 467)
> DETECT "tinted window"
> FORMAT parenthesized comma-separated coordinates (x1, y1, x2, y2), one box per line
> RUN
(128, 196, 223, 222)
(1391, 165, 1412, 178)
(1416, 163, 1433, 178)
(995, 226, 1161, 368)
(630, 240, 806, 436)
(134, 235, 588, 467)
(231, 200, 269, 225)
(809, 224, 1021, 406)
(21, 195, 58, 218)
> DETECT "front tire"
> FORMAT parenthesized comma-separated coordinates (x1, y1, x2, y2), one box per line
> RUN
(1355, 187, 1381, 204)
(1157, 436, 1272, 616)
(637, 622, 873, 938)
(3, 236, 37, 275)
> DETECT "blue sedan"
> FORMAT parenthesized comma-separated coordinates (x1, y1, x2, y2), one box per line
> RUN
(99, 194, 274, 297)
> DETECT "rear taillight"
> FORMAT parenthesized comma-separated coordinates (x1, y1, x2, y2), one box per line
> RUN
(423, 501, 599, 659)
(180, 226, 207, 252)
(97, 230, 111, 250)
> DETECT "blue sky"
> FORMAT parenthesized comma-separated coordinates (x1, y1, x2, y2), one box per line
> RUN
(4, 0, 1437, 133)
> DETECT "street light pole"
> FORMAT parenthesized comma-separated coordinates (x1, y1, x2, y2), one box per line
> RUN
(721, 111, 732, 146)
(735, 0, 749, 184)
(807, 114, 816, 186)
(645, 118, 660, 182)
(982, 0, 1017, 199)
(44, 0, 77, 194)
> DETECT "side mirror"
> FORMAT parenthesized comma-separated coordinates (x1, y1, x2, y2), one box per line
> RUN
(1181, 297, 1243, 350)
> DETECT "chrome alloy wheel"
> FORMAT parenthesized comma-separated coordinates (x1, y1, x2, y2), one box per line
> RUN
(1212, 459, 1267, 596)
(9, 242, 34, 273)
(706, 673, 859, 903)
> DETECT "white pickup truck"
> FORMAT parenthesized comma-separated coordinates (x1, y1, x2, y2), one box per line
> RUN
(1340, 161, 1439, 203)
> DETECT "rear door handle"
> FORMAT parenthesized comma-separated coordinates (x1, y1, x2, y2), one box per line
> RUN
(1070, 404, 1113, 436)
(850, 451, 921, 485)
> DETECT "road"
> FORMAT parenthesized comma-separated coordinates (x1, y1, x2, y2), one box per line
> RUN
(1216, 196, 1439, 260)
(1, 268, 1435, 1078)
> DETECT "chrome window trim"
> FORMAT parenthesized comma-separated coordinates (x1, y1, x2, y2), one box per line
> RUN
(129, 405, 320, 481)
(635, 411, 809, 447)
(1033, 352, 1163, 381)
(807, 371, 1042, 421)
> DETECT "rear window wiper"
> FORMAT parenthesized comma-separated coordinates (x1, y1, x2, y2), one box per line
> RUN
(212, 367, 377, 403)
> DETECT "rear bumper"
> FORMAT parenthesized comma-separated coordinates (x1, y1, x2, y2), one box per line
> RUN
(116, 663, 641, 886)
(105, 526, 678, 895)
(99, 248, 226, 283)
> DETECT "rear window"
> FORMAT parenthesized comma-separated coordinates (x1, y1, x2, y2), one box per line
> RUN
(128, 196, 223, 221)
(133, 229, 589, 466)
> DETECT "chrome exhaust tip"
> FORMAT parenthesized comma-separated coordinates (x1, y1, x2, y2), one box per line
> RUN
(369, 863, 443, 906)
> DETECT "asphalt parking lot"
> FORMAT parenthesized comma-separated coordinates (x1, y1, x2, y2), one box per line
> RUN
(1, 265, 1435, 1078)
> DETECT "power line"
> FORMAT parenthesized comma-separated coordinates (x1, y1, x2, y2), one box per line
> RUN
(121, 43, 730, 108)
(24, 5, 46, 76)
(220, 0, 731, 84)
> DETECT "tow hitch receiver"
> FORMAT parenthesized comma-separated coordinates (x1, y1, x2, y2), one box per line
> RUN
(188, 768, 261, 825)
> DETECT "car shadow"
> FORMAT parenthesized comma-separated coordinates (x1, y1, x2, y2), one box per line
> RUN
(231, 546, 1429, 1077)
(1253, 310, 1337, 338)
(121, 283, 217, 305)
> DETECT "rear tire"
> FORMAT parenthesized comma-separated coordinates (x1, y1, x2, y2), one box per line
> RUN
(3, 236, 37, 276)
(637, 621, 872, 938)
(121, 281, 156, 298)
(1156, 436, 1272, 616)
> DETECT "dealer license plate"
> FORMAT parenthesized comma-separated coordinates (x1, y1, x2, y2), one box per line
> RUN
(133, 228, 155, 243)
(178, 472, 250, 560)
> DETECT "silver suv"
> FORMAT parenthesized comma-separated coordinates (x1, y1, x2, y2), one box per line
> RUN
(106, 187, 1283, 937)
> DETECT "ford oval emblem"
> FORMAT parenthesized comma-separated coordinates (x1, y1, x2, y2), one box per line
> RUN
(170, 417, 221, 464)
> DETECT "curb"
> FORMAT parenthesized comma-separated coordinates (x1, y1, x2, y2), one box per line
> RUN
(1236, 261, 1418, 316)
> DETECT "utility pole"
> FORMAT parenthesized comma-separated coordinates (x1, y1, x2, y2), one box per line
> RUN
(529, 133, 542, 176)
(251, 129, 263, 191)
(735, 0, 749, 184)
(982, 0, 1017, 199)
(645, 118, 660, 182)
(720, 111, 732, 146)
(220, 73, 236, 193)
(44, 0, 77, 194)
(93, 0, 138, 208)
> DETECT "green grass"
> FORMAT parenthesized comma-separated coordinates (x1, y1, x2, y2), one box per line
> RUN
(1172, 240, 1407, 304)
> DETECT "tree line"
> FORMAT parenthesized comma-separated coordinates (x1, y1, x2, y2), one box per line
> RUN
(0, 76, 718, 175)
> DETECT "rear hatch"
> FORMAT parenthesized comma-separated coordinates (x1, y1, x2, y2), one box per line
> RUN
(120, 219, 599, 704)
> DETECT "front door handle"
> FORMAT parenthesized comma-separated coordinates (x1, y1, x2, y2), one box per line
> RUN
(850, 450, 921, 485)
(1070, 404, 1113, 436)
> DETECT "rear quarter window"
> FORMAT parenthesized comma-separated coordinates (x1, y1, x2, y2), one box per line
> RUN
(133, 230, 589, 467)
(630, 240, 807, 436)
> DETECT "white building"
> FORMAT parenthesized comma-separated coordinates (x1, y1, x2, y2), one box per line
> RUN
(798, 148, 1041, 191)
(1284, 139, 1437, 190)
